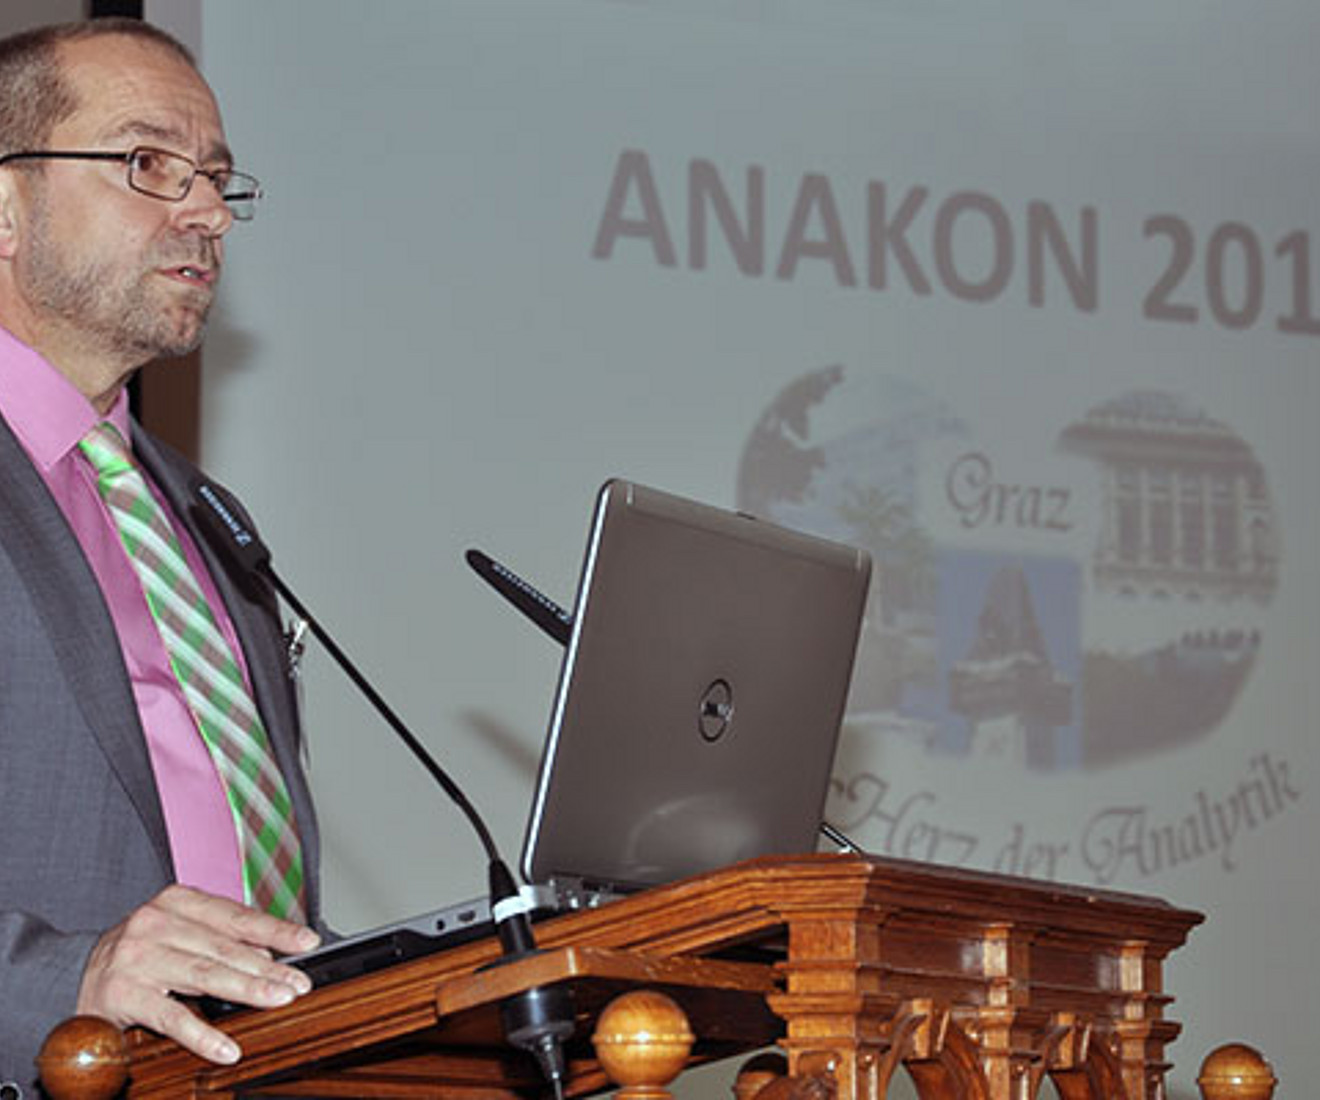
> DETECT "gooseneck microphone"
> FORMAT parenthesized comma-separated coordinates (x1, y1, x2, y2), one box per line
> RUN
(191, 480, 573, 1094)
(465, 549, 572, 645)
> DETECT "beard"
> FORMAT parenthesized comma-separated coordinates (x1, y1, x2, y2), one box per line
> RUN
(20, 189, 220, 365)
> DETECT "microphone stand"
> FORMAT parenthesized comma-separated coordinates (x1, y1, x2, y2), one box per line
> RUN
(192, 481, 573, 1097)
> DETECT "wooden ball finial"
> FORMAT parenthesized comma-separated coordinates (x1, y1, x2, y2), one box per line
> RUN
(592, 990, 695, 1099)
(734, 1053, 789, 1100)
(35, 1016, 130, 1100)
(1198, 1043, 1277, 1100)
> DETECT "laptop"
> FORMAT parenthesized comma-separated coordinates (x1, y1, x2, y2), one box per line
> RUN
(283, 478, 872, 990)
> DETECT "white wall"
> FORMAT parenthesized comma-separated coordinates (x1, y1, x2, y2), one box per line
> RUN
(189, 3, 1317, 1095)
(0, 1, 85, 36)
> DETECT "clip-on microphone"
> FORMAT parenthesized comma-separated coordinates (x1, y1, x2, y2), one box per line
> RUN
(191, 481, 574, 1095)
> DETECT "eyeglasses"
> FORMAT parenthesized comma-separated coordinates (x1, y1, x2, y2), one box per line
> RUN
(0, 145, 262, 221)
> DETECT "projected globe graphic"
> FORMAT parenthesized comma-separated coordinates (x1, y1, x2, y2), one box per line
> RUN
(736, 366, 1277, 772)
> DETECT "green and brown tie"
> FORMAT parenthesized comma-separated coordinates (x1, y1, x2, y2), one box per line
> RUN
(80, 422, 306, 920)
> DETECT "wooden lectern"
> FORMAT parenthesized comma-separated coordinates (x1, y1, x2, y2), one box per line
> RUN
(40, 853, 1214, 1099)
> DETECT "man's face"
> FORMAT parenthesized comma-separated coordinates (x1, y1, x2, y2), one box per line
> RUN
(11, 34, 235, 369)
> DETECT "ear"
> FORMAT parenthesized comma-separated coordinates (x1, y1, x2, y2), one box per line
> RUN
(0, 171, 23, 261)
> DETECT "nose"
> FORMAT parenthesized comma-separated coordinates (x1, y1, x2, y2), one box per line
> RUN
(174, 171, 234, 238)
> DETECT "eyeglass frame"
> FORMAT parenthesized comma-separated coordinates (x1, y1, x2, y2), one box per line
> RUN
(0, 145, 262, 221)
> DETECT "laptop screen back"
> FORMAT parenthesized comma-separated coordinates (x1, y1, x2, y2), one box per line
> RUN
(521, 479, 872, 892)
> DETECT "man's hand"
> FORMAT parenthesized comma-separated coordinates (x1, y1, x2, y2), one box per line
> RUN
(76, 885, 321, 1065)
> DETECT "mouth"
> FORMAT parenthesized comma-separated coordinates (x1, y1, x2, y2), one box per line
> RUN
(165, 263, 216, 287)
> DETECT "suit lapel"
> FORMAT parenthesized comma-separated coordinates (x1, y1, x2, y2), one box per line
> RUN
(0, 415, 174, 880)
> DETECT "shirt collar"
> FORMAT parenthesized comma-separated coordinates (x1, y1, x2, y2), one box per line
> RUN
(0, 324, 131, 471)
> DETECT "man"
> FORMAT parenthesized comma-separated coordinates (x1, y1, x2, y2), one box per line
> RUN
(0, 19, 322, 1093)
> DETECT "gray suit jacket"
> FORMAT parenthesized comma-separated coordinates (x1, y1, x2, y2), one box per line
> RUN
(0, 414, 321, 1094)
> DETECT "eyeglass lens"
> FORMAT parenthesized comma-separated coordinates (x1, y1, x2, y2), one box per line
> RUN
(129, 148, 259, 220)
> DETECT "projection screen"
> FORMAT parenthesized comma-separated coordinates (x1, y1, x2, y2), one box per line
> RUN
(173, 2, 1317, 1093)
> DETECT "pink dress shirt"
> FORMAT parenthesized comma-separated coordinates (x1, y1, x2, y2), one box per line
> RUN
(0, 325, 245, 904)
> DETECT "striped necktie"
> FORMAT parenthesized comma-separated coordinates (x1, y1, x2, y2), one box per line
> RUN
(79, 422, 306, 921)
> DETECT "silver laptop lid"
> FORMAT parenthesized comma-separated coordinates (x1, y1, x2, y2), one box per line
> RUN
(521, 479, 872, 892)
